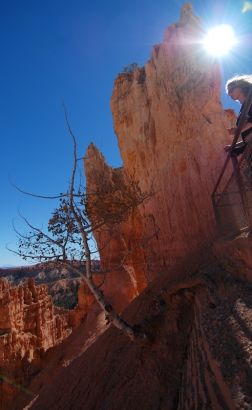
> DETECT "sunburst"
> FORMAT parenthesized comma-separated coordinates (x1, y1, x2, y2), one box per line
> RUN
(204, 25, 237, 56)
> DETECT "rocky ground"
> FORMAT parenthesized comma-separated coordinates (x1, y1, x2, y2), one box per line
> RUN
(7, 259, 252, 410)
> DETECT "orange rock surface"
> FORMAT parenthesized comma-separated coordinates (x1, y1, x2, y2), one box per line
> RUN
(0, 278, 72, 408)
(11, 260, 252, 410)
(4, 4, 252, 410)
(69, 280, 95, 328)
(85, 2, 235, 284)
(84, 143, 148, 313)
(0, 276, 95, 409)
(0, 278, 71, 353)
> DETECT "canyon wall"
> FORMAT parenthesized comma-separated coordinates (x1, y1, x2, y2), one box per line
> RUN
(0, 277, 93, 408)
(85, 2, 235, 283)
(0, 278, 72, 407)
(4, 4, 252, 410)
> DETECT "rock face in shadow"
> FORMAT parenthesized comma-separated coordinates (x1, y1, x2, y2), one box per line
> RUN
(85, 2, 235, 283)
(213, 235, 252, 282)
(13, 261, 252, 410)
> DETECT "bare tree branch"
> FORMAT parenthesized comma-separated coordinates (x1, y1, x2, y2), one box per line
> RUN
(9, 105, 156, 346)
(9, 173, 67, 200)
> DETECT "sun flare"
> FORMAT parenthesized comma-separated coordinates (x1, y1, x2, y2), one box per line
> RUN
(204, 25, 236, 56)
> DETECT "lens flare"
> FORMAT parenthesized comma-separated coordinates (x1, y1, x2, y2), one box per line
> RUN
(242, 1, 252, 12)
(0, 374, 36, 397)
(204, 25, 237, 56)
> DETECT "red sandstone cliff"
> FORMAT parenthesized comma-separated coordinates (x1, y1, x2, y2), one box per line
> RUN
(0, 277, 95, 409)
(85, 2, 235, 282)
(0, 278, 71, 408)
(4, 3, 252, 410)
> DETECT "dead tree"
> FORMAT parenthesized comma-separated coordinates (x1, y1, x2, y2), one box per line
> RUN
(9, 107, 158, 346)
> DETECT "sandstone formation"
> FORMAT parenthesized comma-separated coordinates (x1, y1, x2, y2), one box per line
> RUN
(69, 279, 95, 328)
(84, 144, 148, 313)
(0, 261, 101, 311)
(0, 263, 81, 312)
(0, 278, 71, 408)
(0, 276, 96, 409)
(85, 2, 235, 283)
(11, 258, 252, 410)
(4, 3, 252, 410)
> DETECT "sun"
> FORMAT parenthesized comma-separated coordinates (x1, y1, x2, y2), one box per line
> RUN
(204, 24, 237, 56)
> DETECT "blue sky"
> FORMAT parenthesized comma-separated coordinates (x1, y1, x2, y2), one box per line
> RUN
(1, 0, 252, 266)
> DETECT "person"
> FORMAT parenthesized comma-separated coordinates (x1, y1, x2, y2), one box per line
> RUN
(225, 74, 252, 157)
